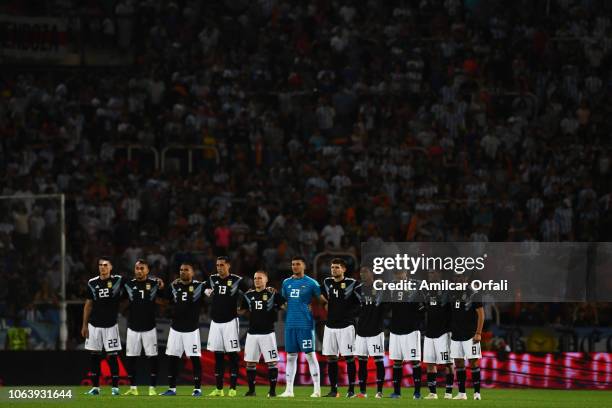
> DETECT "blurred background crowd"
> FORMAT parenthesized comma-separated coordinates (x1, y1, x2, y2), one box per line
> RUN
(0, 0, 611, 351)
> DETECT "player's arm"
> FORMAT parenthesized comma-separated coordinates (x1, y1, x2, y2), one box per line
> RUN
(275, 293, 287, 310)
(81, 299, 93, 338)
(473, 305, 485, 343)
(238, 294, 250, 316)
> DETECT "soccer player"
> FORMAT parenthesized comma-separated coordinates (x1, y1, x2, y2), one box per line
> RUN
(321, 258, 360, 398)
(353, 267, 386, 398)
(422, 270, 454, 400)
(279, 256, 326, 398)
(204, 256, 250, 397)
(449, 279, 484, 400)
(241, 270, 286, 397)
(159, 262, 205, 397)
(388, 270, 425, 399)
(123, 259, 164, 396)
(82, 257, 124, 396)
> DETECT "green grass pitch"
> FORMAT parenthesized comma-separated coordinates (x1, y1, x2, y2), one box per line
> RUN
(2, 386, 612, 408)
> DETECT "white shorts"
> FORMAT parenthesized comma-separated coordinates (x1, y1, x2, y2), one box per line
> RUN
(450, 339, 482, 360)
(85, 323, 122, 352)
(423, 333, 451, 364)
(322, 325, 355, 356)
(244, 332, 279, 363)
(166, 328, 201, 357)
(126, 328, 158, 357)
(389, 331, 421, 361)
(206, 318, 240, 352)
(354, 332, 385, 357)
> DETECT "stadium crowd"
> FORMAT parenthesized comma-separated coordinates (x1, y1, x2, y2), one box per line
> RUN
(1, 0, 611, 349)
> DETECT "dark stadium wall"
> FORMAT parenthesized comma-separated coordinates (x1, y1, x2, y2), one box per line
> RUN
(0, 351, 611, 389)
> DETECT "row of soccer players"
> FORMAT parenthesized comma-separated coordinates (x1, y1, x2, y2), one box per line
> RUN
(82, 256, 483, 400)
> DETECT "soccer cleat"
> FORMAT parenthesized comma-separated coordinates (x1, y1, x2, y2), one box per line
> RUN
(148, 387, 157, 396)
(346, 391, 357, 398)
(208, 389, 224, 397)
(310, 391, 321, 398)
(228, 389, 237, 397)
(444, 393, 453, 399)
(267, 391, 276, 398)
(474, 392, 481, 400)
(244, 390, 256, 397)
(389, 392, 401, 399)
(424, 393, 438, 399)
(324, 391, 340, 397)
(453, 392, 467, 400)
(375, 392, 384, 399)
(123, 388, 139, 396)
(192, 389, 202, 397)
(111, 388, 120, 396)
(85, 387, 100, 395)
(278, 390, 294, 397)
(160, 389, 177, 396)
(413, 392, 421, 400)
(356, 393, 367, 398)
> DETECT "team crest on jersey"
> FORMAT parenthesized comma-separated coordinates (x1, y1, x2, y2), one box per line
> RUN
(227, 280, 232, 286)
(107, 281, 112, 288)
(341, 282, 346, 289)
(146, 283, 151, 290)
(189, 286, 194, 292)
(263, 294, 268, 301)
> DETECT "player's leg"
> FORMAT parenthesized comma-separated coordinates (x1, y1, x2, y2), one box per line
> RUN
(371, 332, 385, 398)
(441, 333, 453, 399)
(161, 328, 182, 395)
(450, 339, 467, 399)
(224, 318, 241, 396)
(103, 324, 122, 395)
(260, 332, 279, 397)
(142, 328, 159, 395)
(322, 326, 339, 396)
(279, 328, 297, 397)
(444, 363, 454, 398)
(388, 333, 403, 397)
(407, 330, 422, 399)
(244, 334, 260, 396)
(184, 329, 202, 396)
(84, 324, 103, 395)
(354, 335, 368, 396)
(206, 321, 226, 395)
(468, 341, 482, 400)
(374, 356, 385, 397)
(124, 329, 141, 395)
(301, 328, 321, 397)
(423, 336, 437, 399)
(339, 325, 356, 397)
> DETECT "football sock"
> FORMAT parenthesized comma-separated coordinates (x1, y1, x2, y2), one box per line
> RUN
(412, 363, 422, 395)
(346, 357, 356, 393)
(268, 364, 278, 394)
(427, 371, 437, 393)
(328, 358, 338, 392)
(126, 356, 137, 386)
(305, 352, 321, 394)
(168, 356, 180, 389)
(90, 353, 101, 388)
(393, 362, 402, 395)
(457, 367, 466, 393)
(229, 352, 238, 389)
(214, 352, 224, 390)
(107, 352, 119, 388)
(472, 367, 481, 393)
(375, 357, 385, 393)
(446, 371, 454, 394)
(190, 356, 201, 390)
(247, 366, 256, 392)
(358, 357, 368, 394)
(285, 353, 298, 393)
(148, 356, 158, 387)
